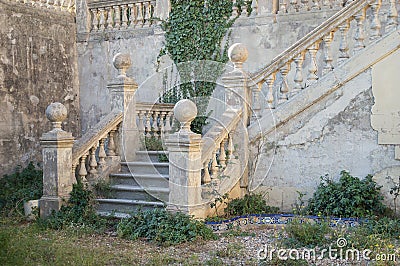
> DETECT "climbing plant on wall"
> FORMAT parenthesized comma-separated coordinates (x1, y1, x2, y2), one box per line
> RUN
(159, 0, 238, 133)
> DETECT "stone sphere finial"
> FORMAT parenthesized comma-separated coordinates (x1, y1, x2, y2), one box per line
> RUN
(46, 102, 68, 130)
(113, 53, 132, 77)
(228, 43, 248, 69)
(174, 99, 197, 133)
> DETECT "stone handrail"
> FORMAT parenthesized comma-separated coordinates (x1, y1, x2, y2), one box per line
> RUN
(72, 109, 123, 183)
(136, 102, 175, 138)
(276, 0, 344, 14)
(12, 0, 76, 13)
(201, 108, 243, 184)
(248, 0, 398, 116)
(88, 0, 157, 32)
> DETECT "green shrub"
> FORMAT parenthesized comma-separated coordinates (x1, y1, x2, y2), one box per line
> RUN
(284, 219, 332, 248)
(0, 162, 43, 216)
(117, 209, 216, 246)
(144, 136, 164, 151)
(224, 193, 279, 217)
(38, 182, 109, 232)
(306, 170, 387, 218)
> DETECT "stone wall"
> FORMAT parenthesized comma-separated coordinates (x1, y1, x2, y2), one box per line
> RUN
(250, 69, 400, 211)
(0, 1, 80, 176)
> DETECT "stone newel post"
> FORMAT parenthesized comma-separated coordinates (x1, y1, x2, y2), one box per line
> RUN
(40, 103, 74, 218)
(222, 43, 250, 193)
(165, 100, 204, 218)
(107, 53, 139, 162)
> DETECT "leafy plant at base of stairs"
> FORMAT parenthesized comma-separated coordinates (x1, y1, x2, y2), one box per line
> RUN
(306, 170, 387, 218)
(117, 209, 217, 246)
(224, 193, 280, 217)
(38, 181, 111, 233)
(144, 136, 164, 151)
(0, 162, 43, 217)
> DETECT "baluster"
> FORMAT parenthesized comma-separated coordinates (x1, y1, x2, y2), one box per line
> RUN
(107, 129, 116, 156)
(301, 0, 309, 11)
(338, 20, 350, 64)
(322, 31, 334, 75)
(386, 0, 398, 32)
(306, 42, 320, 86)
(165, 111, 172, 134)
(232, 0, 239, 18)
(113, 5, 121, 29)
(98, 8, 106, 31)
(241, 3, 248, 17)
(202, 161, 211, 184)
(106, 7, 114, 30)
(289, 0, 299, 12)
(89, 146, 98, 175)
(219, 138, 227, 168)
(72, 165, 77, 180)
(266, 73, 276, 109)
(293, 52, 305, 92)
(98, 138, 107, 168)
(354, 8, 366, 52)
(312, 0, 320, 10)
(39, 0, 46, 7)
(91, 8, 99, 32)
(279, 62, 291, 103)
(227, 133, 234, 160)
(251, 0, 258, 16)
(152, 111, 160, 138)
(138, 110, 146, 135)
(279, 2, 287, 14)
(211, 149, 218, 177)
(78, 154, 88, 183)
(160, 111, 166, 135)
(137, 2, 144, 27)
(144, 1, 151, 26)
(121, 5, 129, 29)
(53, 0, 60, 10)
(253, 83, 262, 119)
(47, 0, 54, 9)
(369, 0, 382, 40)
(145, 111, 152, 137)
(128, 3, 136, 28)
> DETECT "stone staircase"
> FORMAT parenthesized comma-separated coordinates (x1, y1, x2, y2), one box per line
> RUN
(97, 150, 169, 215)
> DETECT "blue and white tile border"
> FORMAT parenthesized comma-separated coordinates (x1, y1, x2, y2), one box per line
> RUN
(205, 214, 363, 232)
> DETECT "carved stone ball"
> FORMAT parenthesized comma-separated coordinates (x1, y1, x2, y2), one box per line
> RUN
(46, 102, 68, 123)
(113, 53, 132, 71)
(174, 99, 197, 125)
(228, 43, 248, 64)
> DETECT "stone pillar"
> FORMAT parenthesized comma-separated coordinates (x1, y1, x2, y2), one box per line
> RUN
(223, 43, 251, 126)
(222, 44, 250, 193)
(165, 99, 205, 218)
(40, 103, 74, 218)
(107, 53, 139, 162)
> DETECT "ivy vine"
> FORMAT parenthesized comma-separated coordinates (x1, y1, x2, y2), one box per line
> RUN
(158, 0, 237, 133)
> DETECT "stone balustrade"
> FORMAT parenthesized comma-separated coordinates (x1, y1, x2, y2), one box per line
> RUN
(11, 0, 75, 13)
(72, 110, 123, 184)
(277, 0, 344, 14)
(136, 102, 175, 138)
(88, 0, 157, 32)
(249, 0, 399, 115)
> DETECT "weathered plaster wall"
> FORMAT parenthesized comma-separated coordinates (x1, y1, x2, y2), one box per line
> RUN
(250, 70, 400, 211)
(0, 1, 80, 176)
(77, 10, 337, 133)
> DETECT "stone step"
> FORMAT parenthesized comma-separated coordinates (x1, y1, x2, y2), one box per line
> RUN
(135, 150, 169, 163)
(96, 198, 165, 213)
(110, 184, 169, 202)
(110, 172, 169, 187)
(121, 161, 169, 175)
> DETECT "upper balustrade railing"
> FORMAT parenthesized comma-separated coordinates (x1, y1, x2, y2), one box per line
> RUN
(10, 0, 76, 13)
(85, 0, 347, 33)
(247, 0, 399, 118)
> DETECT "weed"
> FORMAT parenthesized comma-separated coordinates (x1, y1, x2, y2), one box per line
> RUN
(0, 162, 43, 217)
(93, 180, 114, 198)
(224, 193, 279, 217)
(307, 171, 387, 217)
(144, 136, 164, 151)
(283, 218, 332, 248)
(117, 209, 216, 246)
